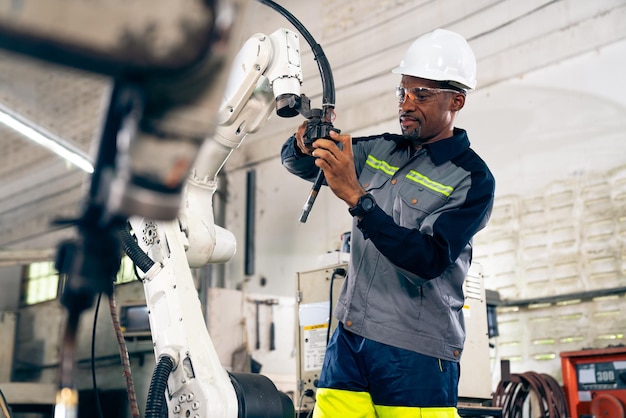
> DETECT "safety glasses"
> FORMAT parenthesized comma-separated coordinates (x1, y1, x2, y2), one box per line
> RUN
(396, 86, 461, 104)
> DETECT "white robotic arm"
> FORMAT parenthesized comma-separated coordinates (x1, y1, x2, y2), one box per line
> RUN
(127, 28, 303, 418)
(181, 28, 302, 267)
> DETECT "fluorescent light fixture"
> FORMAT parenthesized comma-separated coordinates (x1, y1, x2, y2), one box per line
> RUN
(0, 102, 94, 173)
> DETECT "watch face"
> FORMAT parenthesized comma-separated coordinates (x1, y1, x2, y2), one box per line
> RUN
(349, 193, 376, 217)
(362, 196, 375, 210)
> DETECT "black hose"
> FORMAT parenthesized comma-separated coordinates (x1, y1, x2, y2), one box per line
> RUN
(145, 355, 175, 418)
(258, 0, 339, 223)
(256, 0, 335, 108)
(119, 222, 155, 273)
(326, 268, 346, 346)
(91, 292, 105, 418)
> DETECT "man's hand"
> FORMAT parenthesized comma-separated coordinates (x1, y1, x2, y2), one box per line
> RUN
(294, 121, 315, 156)
(312, 130, 366, 207)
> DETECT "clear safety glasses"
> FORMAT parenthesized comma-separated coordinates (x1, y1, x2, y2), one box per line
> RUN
(396, 86, 462, 104)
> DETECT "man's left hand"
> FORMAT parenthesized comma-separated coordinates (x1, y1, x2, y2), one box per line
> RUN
(312, 130, 365, 207)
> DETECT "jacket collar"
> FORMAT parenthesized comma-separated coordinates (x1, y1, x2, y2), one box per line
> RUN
(384, 128, 470, 166)
(423, 128, 470, 166)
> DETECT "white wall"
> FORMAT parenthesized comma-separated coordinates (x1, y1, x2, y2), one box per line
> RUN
(459, 39, 626, 198)
(0, 266, 21, 310)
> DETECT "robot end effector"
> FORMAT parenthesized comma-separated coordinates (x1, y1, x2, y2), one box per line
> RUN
(214, 28, 304, 148)
(214, 25, 331, 148)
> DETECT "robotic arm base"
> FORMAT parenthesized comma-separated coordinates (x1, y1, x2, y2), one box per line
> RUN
(230, 373, 295, 418)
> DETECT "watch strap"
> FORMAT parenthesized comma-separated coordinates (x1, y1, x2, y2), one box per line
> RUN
(349, 193, 376, 217)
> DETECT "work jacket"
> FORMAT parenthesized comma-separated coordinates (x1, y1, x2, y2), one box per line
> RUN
(281, 128, 495, 362)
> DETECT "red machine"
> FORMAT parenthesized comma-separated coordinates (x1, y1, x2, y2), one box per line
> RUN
(561, 346, 626, 418)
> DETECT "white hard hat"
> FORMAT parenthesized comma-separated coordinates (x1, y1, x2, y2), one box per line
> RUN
(392, 28, 477, 91)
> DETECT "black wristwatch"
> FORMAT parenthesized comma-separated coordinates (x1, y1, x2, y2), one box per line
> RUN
(349, 193, 377, 217)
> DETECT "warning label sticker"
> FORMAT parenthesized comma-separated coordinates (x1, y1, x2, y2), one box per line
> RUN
(302, 323, 329, 371)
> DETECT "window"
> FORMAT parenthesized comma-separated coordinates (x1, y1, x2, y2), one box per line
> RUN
(22, 255, 137, 305)
(22, 261, 59, 305)
(115, 256, 137, 285)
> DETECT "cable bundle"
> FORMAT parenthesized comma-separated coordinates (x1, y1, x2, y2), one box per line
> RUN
(493, 371, 569, 417)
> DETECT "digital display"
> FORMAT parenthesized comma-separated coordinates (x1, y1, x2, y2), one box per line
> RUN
(595, 369, 616, 384)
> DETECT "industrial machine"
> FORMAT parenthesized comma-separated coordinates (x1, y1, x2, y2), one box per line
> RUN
(561, 346, 626, 418)
(0, 0, 338, 417)
(294, 261, 495, 415)
(295, 263, 347, 412)
(458, 262, 494, 403)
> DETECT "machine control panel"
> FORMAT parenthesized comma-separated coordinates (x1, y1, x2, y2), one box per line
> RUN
(576, 360, 626, 391)
(561, 346, 626, 418)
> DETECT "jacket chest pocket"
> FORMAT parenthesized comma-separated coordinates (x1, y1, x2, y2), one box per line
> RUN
(359, 166, 390, 192)
(393, 177, 448, 229)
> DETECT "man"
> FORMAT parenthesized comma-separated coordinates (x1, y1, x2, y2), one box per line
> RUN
(281, 28, 495, 418)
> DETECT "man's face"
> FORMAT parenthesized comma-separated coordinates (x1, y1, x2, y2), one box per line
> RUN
(397, 75, 464, 145)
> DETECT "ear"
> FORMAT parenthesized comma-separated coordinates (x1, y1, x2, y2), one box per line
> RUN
(450, 93, 465, 112)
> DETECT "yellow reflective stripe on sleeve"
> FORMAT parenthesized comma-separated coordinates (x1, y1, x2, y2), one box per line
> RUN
(406, 170, 454, 197)
(313, 388, 376, 418)
(365, 155, 399, 176)
(374, 405, 461, 418)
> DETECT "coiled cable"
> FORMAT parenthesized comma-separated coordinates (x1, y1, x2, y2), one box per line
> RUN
(493, 371, 569, 417)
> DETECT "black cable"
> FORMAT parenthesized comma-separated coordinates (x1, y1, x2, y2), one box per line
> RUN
(256, 0, 335, 108)
(119, 222, 154, 273)
(298, 389, 315, 418)
(326, 268, 347, 346)
(145, 356, 175, 418)
(257, 0, 338, 224)
(91, 292, 105, 418)
(297, 390, 306, 413)
(326, 273, 335, 346)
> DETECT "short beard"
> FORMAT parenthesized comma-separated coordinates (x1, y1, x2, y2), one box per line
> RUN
(402, 126, 426, 146)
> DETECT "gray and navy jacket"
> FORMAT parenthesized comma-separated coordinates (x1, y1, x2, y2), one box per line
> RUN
(281, 128, 495, 362)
